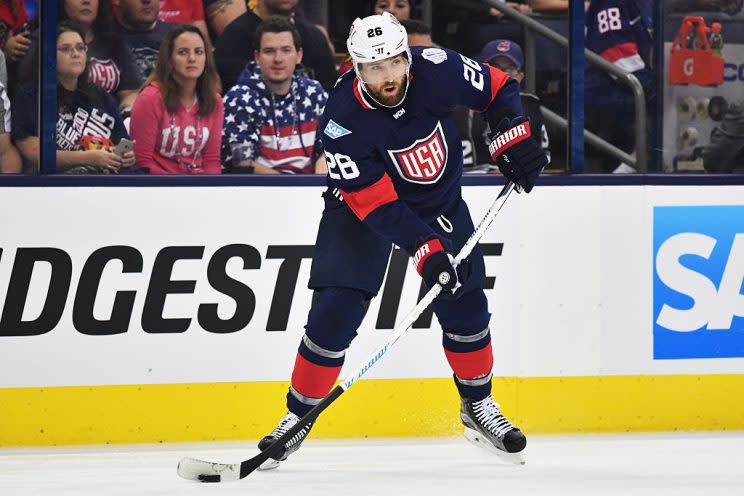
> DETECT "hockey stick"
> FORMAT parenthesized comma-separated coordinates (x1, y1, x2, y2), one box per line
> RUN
(177, 180, 516, 483)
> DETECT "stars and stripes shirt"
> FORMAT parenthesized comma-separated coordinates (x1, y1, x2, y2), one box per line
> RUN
(221, 63, 328, 173)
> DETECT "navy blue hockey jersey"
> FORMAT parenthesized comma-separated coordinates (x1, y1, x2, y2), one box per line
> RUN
(586, 0, 653, 87)
(319, 46, 521, 252)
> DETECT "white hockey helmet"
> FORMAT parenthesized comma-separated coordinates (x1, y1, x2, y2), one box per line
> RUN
(347, 11, 412, 107)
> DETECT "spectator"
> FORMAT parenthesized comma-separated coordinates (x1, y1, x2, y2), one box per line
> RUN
(371, 0, 411, 20)
(159, 0, 209, 39)
(215, 0, 336, 92)
(59, 0, 142, 112)
(113, 0, 173, 79)
(203, 0, 247, 39)
(326, 0, 369, 52)
(584, 0, 654, 172)
(222, 17, 327, 174)
(0, 80, 22, 172)
(0, 48, 7, 86)
(130, 24, 223, 174)
(1, 1, 30, 64)
(436, 0, 531, 57)
(13, 22, 136, 173)
(401, 18, 433, 47)
(529, 0, 574, 12)
(1, 0, 31, 93)
(473, 39, 550, 168)
(24, 1, 38, 20)
(296, 0, 327, 25)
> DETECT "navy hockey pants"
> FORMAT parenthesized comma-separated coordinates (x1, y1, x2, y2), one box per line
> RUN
(287, 195, 494, 416)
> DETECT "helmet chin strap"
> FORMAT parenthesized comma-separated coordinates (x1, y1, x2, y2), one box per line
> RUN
(358, 60, 411, 109)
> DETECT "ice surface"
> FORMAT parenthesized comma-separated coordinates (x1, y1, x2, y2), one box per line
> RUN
(1, 432, 742, 496)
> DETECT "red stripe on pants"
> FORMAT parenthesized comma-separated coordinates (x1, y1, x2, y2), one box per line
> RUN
(291, 353, 342, 399)
(444, 342, 494, 379)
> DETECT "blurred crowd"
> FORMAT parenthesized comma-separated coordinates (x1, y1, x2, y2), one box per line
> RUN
(0, 0, 741, 174)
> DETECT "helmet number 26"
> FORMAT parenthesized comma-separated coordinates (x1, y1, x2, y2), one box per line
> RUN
(460, 55, 484, 92)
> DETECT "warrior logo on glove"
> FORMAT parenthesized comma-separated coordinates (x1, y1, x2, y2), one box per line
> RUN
(489, 116, 548, 194)
(488, 121, 531, 156)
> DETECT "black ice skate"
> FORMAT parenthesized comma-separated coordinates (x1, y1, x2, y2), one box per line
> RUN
(256, 412, 314, 471)
(460, 395, 527, 465)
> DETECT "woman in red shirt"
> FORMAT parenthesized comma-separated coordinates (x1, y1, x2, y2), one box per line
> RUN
(130, 24, 223, 174)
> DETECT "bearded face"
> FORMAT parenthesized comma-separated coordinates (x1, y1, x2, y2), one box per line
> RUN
(359, 54, 408, 107)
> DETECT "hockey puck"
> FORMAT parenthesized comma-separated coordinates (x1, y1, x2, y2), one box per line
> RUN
(199, 474, 221, 483)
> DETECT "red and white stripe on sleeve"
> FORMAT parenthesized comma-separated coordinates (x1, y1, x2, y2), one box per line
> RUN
(600, 42, 645, 73)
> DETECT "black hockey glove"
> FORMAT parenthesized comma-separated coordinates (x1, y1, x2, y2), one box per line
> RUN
(489, 116, 548, 193)
(413, 235, 461, 297)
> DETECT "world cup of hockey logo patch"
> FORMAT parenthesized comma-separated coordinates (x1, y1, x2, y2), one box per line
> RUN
(387, 121, 449, 184)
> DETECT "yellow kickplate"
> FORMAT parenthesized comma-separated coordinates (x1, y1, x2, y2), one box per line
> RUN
(1, 375, 743, 446)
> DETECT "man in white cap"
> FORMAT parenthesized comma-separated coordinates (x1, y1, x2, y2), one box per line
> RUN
(257, 12, 547, 468)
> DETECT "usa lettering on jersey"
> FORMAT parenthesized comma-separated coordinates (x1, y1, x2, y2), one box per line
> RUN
(159, 126, 210, 158)
(89, 58, 122, 93)
(387, 121, 449, 184)
(488, 122, 530, 157)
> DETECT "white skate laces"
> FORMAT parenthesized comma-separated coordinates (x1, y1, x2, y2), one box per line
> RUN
(268, 412, 310, 449)
(472, 396, 516, 437)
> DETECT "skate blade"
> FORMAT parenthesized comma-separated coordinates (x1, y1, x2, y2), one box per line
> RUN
(463, 427, 526, 465)
(257, 458, 281, 471)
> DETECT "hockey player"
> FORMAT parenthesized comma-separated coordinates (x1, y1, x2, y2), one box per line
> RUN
(258, 12, 547, 467)
(584, 0, 653, 172)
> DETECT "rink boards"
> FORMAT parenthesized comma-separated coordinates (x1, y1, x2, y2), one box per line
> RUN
(0, 184, 743, 445)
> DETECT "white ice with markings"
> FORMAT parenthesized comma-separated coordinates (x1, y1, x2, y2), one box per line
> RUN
(1, 432, 743, 496)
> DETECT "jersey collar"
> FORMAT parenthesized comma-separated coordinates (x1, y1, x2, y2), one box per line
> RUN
(353, 77, 375, 109)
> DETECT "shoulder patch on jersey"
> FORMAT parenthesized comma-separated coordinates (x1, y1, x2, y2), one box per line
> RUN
(421, 48, 447, 65)
(324, 119, 352, 139)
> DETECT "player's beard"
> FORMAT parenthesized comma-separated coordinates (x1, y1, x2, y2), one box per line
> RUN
(365, 75, 407, 107)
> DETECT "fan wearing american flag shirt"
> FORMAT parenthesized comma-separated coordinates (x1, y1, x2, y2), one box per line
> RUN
(221, 17, 328, 174)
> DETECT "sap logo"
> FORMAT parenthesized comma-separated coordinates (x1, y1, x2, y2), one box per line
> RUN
(653, 206, 744, 360)
(723, 63, 744, 82)
(323, 119, 352, 139)
(656, 233, 743, 332)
